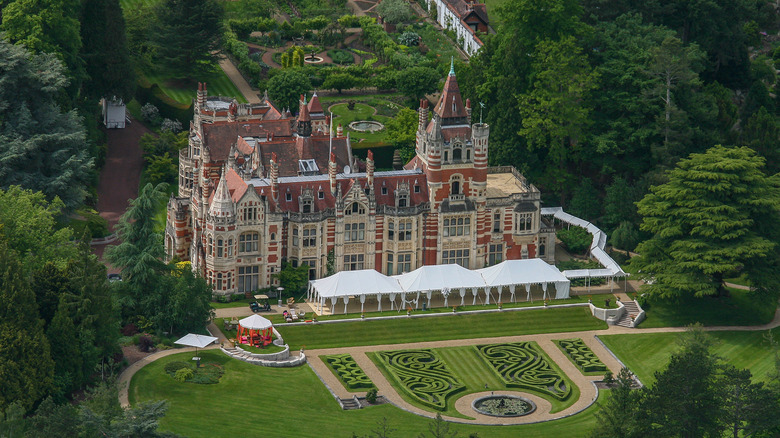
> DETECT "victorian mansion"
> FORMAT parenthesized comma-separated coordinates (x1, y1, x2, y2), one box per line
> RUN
(165, 69, 557, 295)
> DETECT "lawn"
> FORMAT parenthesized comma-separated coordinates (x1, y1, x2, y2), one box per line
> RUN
(328, 102, 392, 145)
(130, 350, 607, 437)
(599, 329, 780, 386)
(142, 69, 247, 106)
(638, 288, 777, 328)
(278, 306, 607, 350)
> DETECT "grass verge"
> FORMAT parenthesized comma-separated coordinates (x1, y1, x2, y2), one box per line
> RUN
(599, 329, 780, 386)
(278, 306, 607, 350)
(129, 350, 607, 437)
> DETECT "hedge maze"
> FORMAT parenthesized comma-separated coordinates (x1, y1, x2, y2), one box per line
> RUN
(376, 349, 465, 410)
(477, 342, 571, 400)
(555, 339, 608, 374)
(323, 354, 374, 390)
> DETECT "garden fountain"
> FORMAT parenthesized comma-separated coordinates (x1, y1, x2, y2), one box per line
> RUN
(471, 395, 536, 417)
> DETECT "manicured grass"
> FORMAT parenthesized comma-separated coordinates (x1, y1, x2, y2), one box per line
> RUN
(130, 350, 606, 437)
(328, 102, 391, 145)
(143, 69, 248, 106)
(278, 306, 607, 350)
(599, 329, 780, 386)
(639, 288, 777, 328)
(210, 298, 255, 309)
(555, 339, 608, 375)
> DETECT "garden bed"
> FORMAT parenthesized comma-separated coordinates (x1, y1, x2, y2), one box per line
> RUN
(322, 354, 374, 391)
(554, 339, 608, 375)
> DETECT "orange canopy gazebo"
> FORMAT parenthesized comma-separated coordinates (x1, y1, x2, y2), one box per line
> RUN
(237, 314, 274, 347)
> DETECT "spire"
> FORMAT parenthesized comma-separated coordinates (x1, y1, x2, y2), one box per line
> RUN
(449, 56, 455, 76)
(433, 69, 467, 121)
(297, 98, 312, 137)
(209, 167, 235, 218)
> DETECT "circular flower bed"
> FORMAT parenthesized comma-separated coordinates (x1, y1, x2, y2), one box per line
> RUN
(472, 395, 536, 417)
(164, 360, 224, 384)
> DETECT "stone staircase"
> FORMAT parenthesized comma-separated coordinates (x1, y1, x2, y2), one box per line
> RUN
(616, 300, 641, 328)
(221, 344, 306, 367)
(339, 397, 361, 410)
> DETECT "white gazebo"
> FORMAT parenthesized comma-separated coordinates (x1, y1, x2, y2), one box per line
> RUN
(477, 259, 571, 303)
(308, 269, 404, 314)
(394, 264, 489, 309)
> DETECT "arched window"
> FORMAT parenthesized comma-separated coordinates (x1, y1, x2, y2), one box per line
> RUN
(466, 149, 471, 160)
(217, 238, 223, 257)
(451, 179, 461, 195)
(345, 202, 366, 216)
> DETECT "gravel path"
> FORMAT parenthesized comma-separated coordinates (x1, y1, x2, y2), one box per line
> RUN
(218, 56, 261, 103)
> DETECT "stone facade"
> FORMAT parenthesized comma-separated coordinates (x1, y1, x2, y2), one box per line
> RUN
(165, 72, 556, 296)
(426, 0, 488, 55)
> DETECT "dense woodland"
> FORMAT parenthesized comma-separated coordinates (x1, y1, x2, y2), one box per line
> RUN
(0, 0, 779, 434)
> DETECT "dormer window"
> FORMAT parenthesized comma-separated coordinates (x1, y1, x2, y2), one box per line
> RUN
(345, 202, 366, 215)
(286, 193, 292, 201)
(299, 189, 314, 213)
(395, 182, 410, 207)
(382, 187, 388, 195)
(414, 185, 420, 193)
(318, 191, 324, 199)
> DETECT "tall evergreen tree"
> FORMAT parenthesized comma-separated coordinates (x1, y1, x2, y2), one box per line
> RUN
(151, 0, 223, 79)
(631, 145, 780, 299)
(0, 40, 93, 210)
(0, 236, 54, 412)
(46, 298, 82, 398)
(79, 0, 135, 101)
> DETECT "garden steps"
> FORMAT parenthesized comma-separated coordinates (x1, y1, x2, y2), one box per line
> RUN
(339, 397, 361, 410)
(615, 300, 640, 328)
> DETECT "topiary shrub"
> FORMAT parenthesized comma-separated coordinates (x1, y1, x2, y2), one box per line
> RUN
(174, 368, 194, 383)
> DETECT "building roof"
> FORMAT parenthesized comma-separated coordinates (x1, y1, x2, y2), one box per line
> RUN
(433, 71, 468, 121)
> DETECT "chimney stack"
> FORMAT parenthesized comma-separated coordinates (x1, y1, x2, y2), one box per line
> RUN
(337, 123, 343, 137)
(418, 99, 429, 132)
(329, 152, 337, 194)
(270, 152, 279, 201)
(366, 150, 375, 187)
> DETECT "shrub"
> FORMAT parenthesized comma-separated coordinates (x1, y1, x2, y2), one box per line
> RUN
(555, 339, 608, 374)
(398, 31, 420, 46)
(160, 118, 183, 133)
(121, 323, 139, 336)
(376, 349, 464, 410)
(141, 103, 161, 125)
(324, 354, 374, 390)
(328, 49, 354, 65)
(557, 226, 591, 255)
(477, 342, 571, 400)
(165, 361, 191, 374)
(174, 367, 194, 383)
(366, 387, 378, 403)
(190, 363, 225, 384)
(138, 335, 155, 352)
(117, 336, 135, 347)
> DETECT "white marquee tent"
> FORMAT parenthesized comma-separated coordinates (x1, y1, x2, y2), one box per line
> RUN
(394, 264, 488, 309)
(477, 259, 570, 302)
(238, 314, 273, 330)
(307, 260, 573, 315)
(308, 269, 404, 314)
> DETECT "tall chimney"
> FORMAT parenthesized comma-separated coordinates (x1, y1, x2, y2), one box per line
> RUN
(336, 123, 343, 137)
(270, 152, 279, 201)
(366, 150, 375, 187)
(329, 152, 337, 194)
(418, 99, 429, 132)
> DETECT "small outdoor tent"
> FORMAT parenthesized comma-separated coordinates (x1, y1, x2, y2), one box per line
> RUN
(477, 259, 570, 302)
(237, 314, 274, 347)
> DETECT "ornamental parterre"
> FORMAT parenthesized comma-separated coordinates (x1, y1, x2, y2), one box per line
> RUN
(165, 68, 556, 295)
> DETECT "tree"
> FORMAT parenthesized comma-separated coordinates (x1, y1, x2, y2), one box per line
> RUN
(146, 153, 178, 186)
(646, 36, 704, 162)
(79, 0, 135, 101)
(0, 186, 77, 270)
(567, 178, 601, 222)
(154, 265, 214, 335)
(602, 177, 640, 231)
(386, 107, 419, 163)
(1, 0, 84, 96)
(106, 183, 169, 312)
(0, 237, 55, 412)
(323, 73, 360, 94)
(743, 106, 780, 174)
(396, 66, 439, 102)
(589, 367, 643, 438)
(418, 413, 457, 438)
(517, 36, 598, 198)
(0, 39, 93, 210)
(376, 0, 413, 24)
(631, 145, 780, 299)
(370, 416, 396, 438)
(267, 69, 313, 112)
(641, 327, 722, 437)
(46, 298, 83, 399)
(718, 365, 780, 437)
(151, 0, 223, 79)
(273, 262, 310, 295)
(32, 262, 70, 328)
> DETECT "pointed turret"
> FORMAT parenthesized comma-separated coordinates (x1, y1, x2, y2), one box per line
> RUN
(307, 92, 324, 115)
(433, 61, 467, 123)
(297, 98, 312, 137)
(209, 167, 235, 219)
